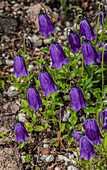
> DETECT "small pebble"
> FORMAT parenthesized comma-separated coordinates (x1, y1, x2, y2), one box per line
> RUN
(45, 155, 54, 162)
(42, 148, 50, 155)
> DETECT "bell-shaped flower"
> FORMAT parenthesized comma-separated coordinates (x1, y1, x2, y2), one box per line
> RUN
(14, 53, 28, 78)
(79, 136, 97, 161)
(14, 121, 29, 142)
(38, 9, 55, 37)
(82, 39, 98, 65)
(27, 85, 43, 111)
(70, 86, 86, 112)
(57, 106, 64, 119)
(99, 108, 107, 130)
(84, 119, 104, 145)
(97, 41, 107, 64)
(72, 130, 82, 142)
(39, 65, 57, 96)
(99, 5, 105, 26)
(50, 41, 69, 69)
(68, 30, 81, 54)
(80, 16, 96, 40)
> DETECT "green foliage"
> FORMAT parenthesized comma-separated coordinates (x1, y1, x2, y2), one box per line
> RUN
(25, 154, 31, 163)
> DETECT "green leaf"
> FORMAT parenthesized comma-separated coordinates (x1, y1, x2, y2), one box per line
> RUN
(95, 67, 106, 74)
(40, 47, 50, 54)
(21, 99, 29, 108)
(19, 142, 25, 148)
(61, 123, 65, 132)
(0, 80, 5, 89)
(0, 131, 5, 137)
(25, 122, 33, 132)
(102, 135, 107, 151)
(25, 154, 31, 163)
(52, 140, 59, 147)
(104, 85, 107, 94)
(70, 112, 77, 126)
(85, 107, 98, 113)
(41, 122, 48, 129)
(67, 136, 73, 142)
(34, 125, 43, 132)
(69, 148, 76, 152)
(60, 0, 67, 7)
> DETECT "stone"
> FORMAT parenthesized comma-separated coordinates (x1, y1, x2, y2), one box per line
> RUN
(43, 138, 50, 144)
(67, 165, 78, 170)
(10, 103, 19, 113)
(3, 103, 10, 110)
(0, 1, 5, 9)
(6, 59, 14, 66)
(21, 156, 26, 163)
(32, 35, 39, 43)
(18, 113, 26, 122)
(58, 155, 71, 163)
(29, 65, 34, 72)
(7, 85, 18, 97)
(0, 18, 17, 33)
(45, 155, 54, 162)
(63, 109, 71, 121)
(55, 167, 61, 170)
(43, 144, 49, 148)
(43, 38, 51, 45)
(55, 26, 61, 32)
(42, 148, 50, 155)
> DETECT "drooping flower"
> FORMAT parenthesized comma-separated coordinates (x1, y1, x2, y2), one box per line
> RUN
(82, 39, 98, 65)
(99, 108, 107, 130)
(99, 5, 105, 26)
(80, 15, 96, 40)
(97, 41, 107, 64)
(27, 85, 43, 111)
(38, 9, 55, 37)
(50, 42, 69, 69)
(14, 53, 28, 78)
(72, 130, 82, 142)
(68, 30, 81, 54)
(39, 65, 57, 96)
(70, 86, 86, 112)
(14, 121, 29, 142)
(84, 119, 104, 145)
(57, 106, 64, 119)
(79, 136, 97, 161)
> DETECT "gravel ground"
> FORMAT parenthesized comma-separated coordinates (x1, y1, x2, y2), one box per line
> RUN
(0, 0, 106, 169)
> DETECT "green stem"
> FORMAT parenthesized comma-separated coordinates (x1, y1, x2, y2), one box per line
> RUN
(95, 11, 100, 44)
(75, 13, 82, 32)
(63, 6, 82, 24)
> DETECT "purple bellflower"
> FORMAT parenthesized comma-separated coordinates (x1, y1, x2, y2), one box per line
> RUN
(99, 5, 105, 26)
(97, 41, 107, 64)
(70, 86, 86, 112)
(99, 108, 107, 130)
(39, 65, 57, 96)
(50, 41, 69, 69)
(79, 135, 97, 161)
(57, 106, 64, 119)
(84, 119, 104, 145)
(72, 130, 82, 142)
(14, 53, 28, 78)
(82, 39, 98, 66)
(68, 30, 81, 54)
(38, 9, 55, 37)
(27, 85, 43, 111)
(80, 15, 96, 40)
(14, 121, 29, 143)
